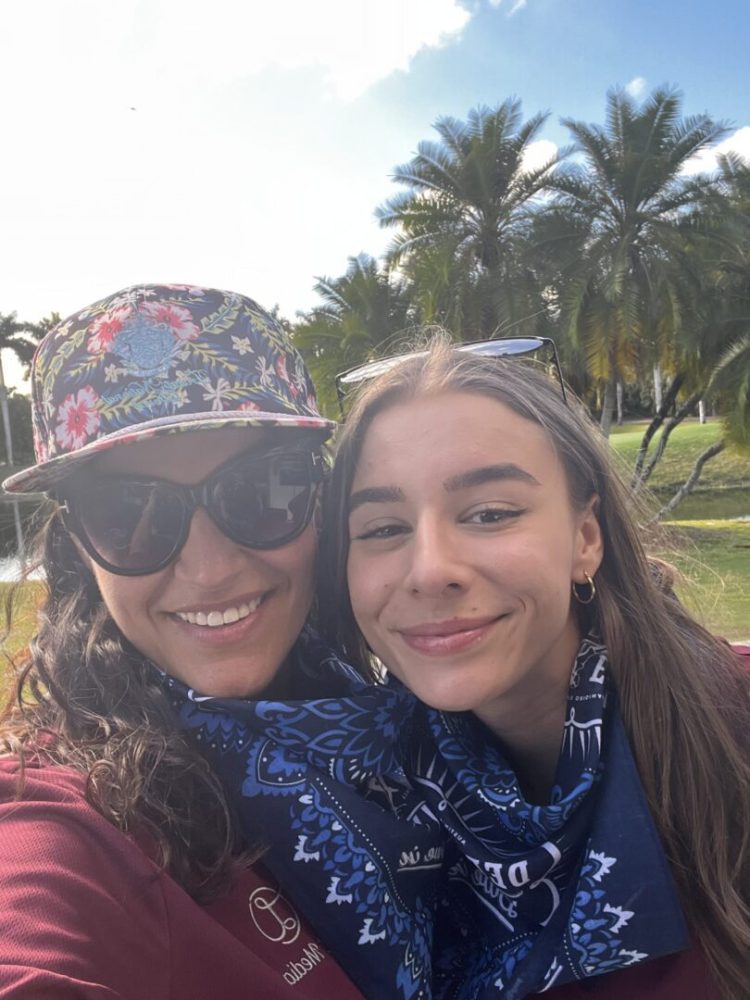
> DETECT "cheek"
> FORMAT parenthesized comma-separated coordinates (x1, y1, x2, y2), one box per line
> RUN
(90, 567, 156, 644)
(275, 527, 317, 603)
(347, 552, 396, 634)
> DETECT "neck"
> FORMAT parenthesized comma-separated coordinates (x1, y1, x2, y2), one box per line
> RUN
(486, 697, 568, 803)
(472, 626, 581, 804)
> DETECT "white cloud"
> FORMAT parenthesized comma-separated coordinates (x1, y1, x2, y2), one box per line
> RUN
(682, 126, 750, 176)
(625, 76, 647, 99)
(0, 1, 471, 108)
(488, 0, 528, 13)
(139, 0, 471, 102)
(0, 0, 473, 395)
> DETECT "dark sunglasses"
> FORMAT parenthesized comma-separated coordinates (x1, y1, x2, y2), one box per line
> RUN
(335, 337, 567, 413)
(58, 445, 326, 576)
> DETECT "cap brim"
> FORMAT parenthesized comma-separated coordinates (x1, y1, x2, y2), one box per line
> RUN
(3, 410, 336, 495)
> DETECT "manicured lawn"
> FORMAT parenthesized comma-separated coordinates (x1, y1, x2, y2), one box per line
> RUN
(0, 581, 43, 697)
(609, 418, 750, 493)
(660, 520, 750, 642)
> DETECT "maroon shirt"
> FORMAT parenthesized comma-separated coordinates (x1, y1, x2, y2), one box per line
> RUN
(536, 944, 719, 999)
(0, 761, 362, 999)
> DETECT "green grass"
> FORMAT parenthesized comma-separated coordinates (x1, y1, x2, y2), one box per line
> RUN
(0, 581, 42, 697)
(660, 520, 750, 642)
(610, 421, 749, 639)
(609, 418, 750, 492)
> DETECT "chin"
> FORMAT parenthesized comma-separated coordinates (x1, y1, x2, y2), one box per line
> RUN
(407, 679, 483, 714)
(180, 667, 276, 700)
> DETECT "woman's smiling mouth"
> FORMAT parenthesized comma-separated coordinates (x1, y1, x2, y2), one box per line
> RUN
(174, 594, 265, 628)
(397, 615, 504, 655)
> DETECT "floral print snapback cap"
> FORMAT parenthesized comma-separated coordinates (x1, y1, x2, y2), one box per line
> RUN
(3, 284, 335, 494)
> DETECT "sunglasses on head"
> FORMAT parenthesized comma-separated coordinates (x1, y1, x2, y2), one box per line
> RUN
(58, 445, 326, 576)
(335, 336, 567, 414)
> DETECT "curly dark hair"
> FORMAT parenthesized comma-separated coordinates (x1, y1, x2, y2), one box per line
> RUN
(1, 510, 247, 902)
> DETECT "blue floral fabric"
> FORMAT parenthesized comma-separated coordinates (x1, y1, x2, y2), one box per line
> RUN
(163, 632, 688, 999)
(5, 283, 334, 495)
(162, 629, 445, 1000)
(417, 636, 689, 997)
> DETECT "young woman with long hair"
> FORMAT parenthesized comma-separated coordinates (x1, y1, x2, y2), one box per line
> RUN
(319, 336, 750, 999)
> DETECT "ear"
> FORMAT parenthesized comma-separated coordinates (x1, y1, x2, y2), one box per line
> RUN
(572, 494, 603, 583)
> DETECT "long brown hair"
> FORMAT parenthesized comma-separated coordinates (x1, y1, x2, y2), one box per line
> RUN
(1, 511, 244, 902)
(318, 336, 750, 996)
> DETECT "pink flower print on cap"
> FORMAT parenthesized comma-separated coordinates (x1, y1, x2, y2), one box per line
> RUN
(54, 387, 101, 452)
(2, 284, 336, 495)
(88, 306, 130, 354)
(140, 302, 200, 342)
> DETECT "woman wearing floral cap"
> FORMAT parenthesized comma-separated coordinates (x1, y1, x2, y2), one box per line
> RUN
(0, 285, 443, 999)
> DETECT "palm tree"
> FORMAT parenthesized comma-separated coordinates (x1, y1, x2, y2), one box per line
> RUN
(550, 86, 727, 434)
(0, 313, 41, 466)
(292, 255, 413, 415)
(376, 100, 562, 339)
(631, 153, 750, 508)
(0, 312, 48, 557)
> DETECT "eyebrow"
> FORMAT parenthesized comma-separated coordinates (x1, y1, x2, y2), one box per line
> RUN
(348, 486, 405, 514)
(348, 463, 538, 514)
(444, 463, 540, 492)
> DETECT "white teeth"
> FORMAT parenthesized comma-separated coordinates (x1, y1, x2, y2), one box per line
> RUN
(175, 596, 263, 627)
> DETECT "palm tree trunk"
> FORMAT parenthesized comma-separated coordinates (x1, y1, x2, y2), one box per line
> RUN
(653, 440, 725, 521)
(631, 372, 685, 488)
(0, 355, 24, 559)
(599, 378, 615, 437)
(652, 363, 663, 413)
(0, 357, 14, 466)
(616, 380, 624, 425)
(638, 389, 701, 488)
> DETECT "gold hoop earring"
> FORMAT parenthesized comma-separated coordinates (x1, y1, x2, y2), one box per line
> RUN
(572, 571, 596, 605)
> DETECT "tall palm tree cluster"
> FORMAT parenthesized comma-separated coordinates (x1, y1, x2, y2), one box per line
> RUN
(293, 87, 749, 503)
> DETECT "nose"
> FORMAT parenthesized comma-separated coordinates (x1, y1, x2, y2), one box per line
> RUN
(401, 516, 470, 597)
(172, 505, 256, 589)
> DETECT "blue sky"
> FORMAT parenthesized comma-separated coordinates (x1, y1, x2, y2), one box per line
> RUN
(1, 0, 748, 388)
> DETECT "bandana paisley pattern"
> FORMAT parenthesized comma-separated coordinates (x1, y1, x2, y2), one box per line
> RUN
(414, 636, 689, 997)
(164, 633, 689, 999)
(163, 630, 445, 1000)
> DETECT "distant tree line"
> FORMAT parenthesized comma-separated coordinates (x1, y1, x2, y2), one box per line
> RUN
(292, 87, 750, 514)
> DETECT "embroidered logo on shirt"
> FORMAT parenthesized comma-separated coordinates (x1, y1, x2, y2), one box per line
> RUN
(248, 885, 301, 945)
(283, 942, 326, 986)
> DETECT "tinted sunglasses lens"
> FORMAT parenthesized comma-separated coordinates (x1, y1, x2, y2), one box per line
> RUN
(209, 451, 315, 548)
(76, 480, 185, 573)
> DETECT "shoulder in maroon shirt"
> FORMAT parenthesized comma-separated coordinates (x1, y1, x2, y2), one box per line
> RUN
(0, 760, 362, 999)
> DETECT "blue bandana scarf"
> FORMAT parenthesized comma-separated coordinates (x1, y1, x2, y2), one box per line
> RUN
(162, 629, 445, 1000)
(416, 635, 689, 997)
(163, 632, 688, 1000)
